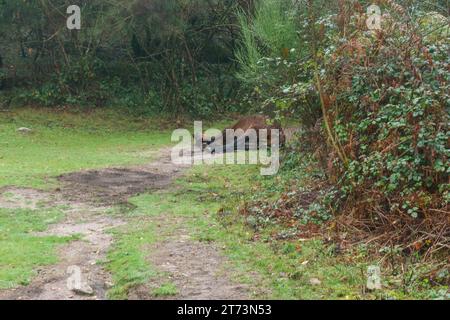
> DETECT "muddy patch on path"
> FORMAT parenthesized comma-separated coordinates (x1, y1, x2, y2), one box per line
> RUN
(59, 168, 170, 205)
(57, 147, 185, 206)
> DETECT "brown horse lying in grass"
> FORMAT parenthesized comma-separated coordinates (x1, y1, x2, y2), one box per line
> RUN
(201, 115, 286, 153)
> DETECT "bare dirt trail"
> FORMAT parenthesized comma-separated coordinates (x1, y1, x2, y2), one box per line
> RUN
(0, 147, 251, 300)
(0, 191, 122, 300)
(129, 211, 250, 300)
(138, 234, 249, 300)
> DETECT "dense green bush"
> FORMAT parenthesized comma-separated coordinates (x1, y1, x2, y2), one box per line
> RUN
(320, 5, 449, 219)
(236, 0, 449, 253)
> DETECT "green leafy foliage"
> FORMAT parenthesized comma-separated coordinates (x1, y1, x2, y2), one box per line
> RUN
(236, 0, 449, 259)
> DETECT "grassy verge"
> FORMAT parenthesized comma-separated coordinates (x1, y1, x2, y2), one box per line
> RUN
(105, 219, 160, 299)
(0, 207, 74, 289)
(153, 283, 178, 297)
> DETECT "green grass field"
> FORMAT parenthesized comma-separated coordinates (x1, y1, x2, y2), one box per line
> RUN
(0, 108, 172, 188)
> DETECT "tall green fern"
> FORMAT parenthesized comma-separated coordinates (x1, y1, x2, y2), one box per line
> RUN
(235, 0, 299, 84)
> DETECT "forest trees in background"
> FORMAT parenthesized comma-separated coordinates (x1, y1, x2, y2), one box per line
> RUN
(0, 0, 254, 116)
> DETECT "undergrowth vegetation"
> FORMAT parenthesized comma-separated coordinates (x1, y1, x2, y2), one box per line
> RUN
(236, 0, 449, 286)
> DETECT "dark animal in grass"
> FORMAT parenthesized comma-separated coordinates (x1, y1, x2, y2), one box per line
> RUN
(201, 115, 285, 153)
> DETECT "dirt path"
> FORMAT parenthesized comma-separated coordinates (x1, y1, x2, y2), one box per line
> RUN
(0, 147, 250, 300)
(139, 233, 249, 300)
